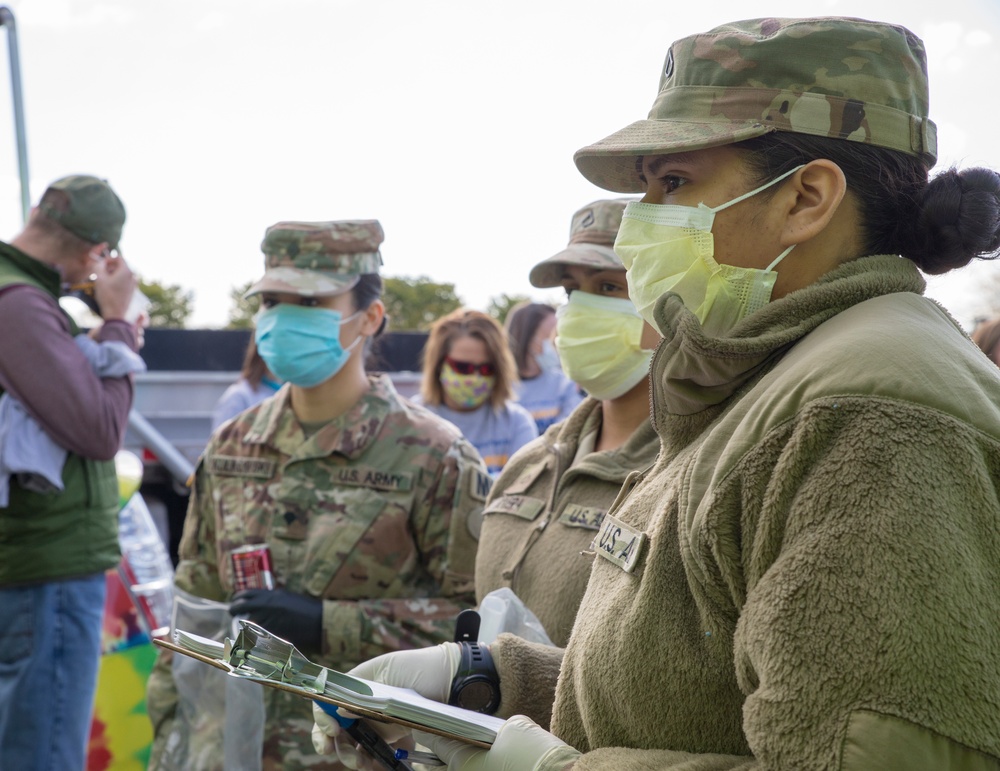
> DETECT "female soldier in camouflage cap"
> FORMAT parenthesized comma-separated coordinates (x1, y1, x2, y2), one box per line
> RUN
(147, 221, 490, 770)
(473, 198, 661, 649)
(316, 18, 1000, 770)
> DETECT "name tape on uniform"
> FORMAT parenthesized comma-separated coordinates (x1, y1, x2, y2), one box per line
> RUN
(592, 513, 646, 573)
(207, 456, 276, 478)
(559, 504, 606, 531)
(336, 466, 413, 493)
(483, 495, 545, 521)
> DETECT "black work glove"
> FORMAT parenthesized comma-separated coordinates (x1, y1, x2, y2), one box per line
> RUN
(229, 588, 323, 653)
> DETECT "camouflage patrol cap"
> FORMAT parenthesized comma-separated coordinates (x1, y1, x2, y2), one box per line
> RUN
(574, 17, 939, 193)
(530, 199, 634, 288)
(246, 220, 384, 297)
(39, 175, 126, 249)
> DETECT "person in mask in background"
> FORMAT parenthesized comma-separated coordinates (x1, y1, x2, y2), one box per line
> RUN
(210, 337, 282, 430)
(315, 18, 1000, 770)
(505, 302, 583, 433)
(416, 308, 537, 477)
(147, 220, 490, 771)
(475, 198, 659, 648)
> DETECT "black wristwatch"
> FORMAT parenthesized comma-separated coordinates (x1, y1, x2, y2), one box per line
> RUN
(448, 642, 501, 714)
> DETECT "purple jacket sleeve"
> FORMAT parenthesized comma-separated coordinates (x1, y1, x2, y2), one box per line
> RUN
(0, 284, 137, 460)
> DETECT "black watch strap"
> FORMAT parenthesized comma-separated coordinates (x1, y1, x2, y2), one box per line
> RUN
(454, 609, 481, 643)
(448, 642, 501, 714)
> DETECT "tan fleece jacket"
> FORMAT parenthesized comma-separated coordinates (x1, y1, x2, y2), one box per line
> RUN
(494, 255, 1000, 770)
(476, 398, 659, 647)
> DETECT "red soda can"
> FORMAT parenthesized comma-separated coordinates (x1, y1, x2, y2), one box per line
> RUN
(230, 544, 275, 591)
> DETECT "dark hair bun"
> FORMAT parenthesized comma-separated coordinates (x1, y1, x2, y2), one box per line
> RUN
(913, 167, 1000, 273)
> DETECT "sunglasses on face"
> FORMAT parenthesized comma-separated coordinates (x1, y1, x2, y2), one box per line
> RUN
(445, 357, 496, 377)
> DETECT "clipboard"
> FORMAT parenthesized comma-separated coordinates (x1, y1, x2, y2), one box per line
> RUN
(153, 634, 495, 749)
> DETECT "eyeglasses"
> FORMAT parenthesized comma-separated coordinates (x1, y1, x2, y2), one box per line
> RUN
(445, 357, 496, 377)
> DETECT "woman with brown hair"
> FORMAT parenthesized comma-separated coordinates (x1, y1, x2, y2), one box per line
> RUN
(505, 302, 583, 433)
(415, 308, 537, 477)
(210, 338, 282, 430)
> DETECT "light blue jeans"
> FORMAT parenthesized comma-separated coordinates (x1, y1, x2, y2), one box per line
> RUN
(0, 574, 106, 770)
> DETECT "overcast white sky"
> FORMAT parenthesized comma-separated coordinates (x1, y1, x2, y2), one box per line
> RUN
(0, 0, 997, 328)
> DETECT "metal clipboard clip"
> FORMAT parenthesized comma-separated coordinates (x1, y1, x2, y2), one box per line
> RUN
(222, 619, 413, 770)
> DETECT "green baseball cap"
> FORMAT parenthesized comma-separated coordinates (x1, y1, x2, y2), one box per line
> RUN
(39, 175, 126, 249)
(574, 17, 939, 193)
(530, 199, 634, 288)
(246, 220, 384, 298)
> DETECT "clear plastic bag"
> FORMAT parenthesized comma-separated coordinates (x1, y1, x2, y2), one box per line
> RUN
(159, 588, 266, 771)
(117, 492, 174, 638)
(477, 587, 554, 645)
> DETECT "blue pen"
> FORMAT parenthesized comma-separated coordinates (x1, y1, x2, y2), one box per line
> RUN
(314, 700, 412, 771)
(394, 748, 446, 766)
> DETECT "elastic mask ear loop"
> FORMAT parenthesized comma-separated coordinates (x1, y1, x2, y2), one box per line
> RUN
(712, 164, 805, 273)
(765, 244, 795, 272)
(710, 164, 806, 214)
(339, 309, 366, 354)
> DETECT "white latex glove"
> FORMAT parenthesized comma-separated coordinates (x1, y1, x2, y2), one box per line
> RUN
(312, 643, 461, 756)
(414, 715, 581, 771)
(351, 641, 461, 703)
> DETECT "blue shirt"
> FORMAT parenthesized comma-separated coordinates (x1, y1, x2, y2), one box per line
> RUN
(211, 378, 281, 431)
(414, 398, 538, 477)
(515, 369, 584, 434)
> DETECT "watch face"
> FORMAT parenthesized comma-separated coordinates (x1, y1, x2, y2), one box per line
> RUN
(455, 677, 498, 713)
(449, 642, 501, 714)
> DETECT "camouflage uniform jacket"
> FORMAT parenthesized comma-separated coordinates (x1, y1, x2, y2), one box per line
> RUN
(147, 374, 489, 770)
(475, 397, 658, 647)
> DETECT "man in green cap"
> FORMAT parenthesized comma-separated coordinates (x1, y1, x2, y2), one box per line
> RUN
(314, 17, 1000, 770)
(0, 174, 137, 769)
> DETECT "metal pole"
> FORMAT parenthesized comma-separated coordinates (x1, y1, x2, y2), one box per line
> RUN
(0, 7, 29, 223)
(127, 409, 196, 486)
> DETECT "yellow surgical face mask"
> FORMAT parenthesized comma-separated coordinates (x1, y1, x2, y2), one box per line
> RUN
(614, 165, 803, 336)
(555, 290, 653, 400)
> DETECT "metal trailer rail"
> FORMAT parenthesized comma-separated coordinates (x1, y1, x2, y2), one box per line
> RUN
(124, 370, 237, 487)
(127, 409, 195, 487)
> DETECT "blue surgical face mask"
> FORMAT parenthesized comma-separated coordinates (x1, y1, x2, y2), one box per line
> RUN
(254, 304, 362, 388)
(535, 339, 562, 373)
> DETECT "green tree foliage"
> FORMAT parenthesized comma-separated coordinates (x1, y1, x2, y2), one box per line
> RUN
(226, 280, 259, 329)
(138, 277, 194, 328)
(486, 293, 532, 326)
(382, 275, 462, 330)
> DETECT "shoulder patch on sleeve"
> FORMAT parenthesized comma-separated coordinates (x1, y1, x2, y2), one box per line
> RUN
(467, 506, 483, 541)
(469, 468, 492, 503)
